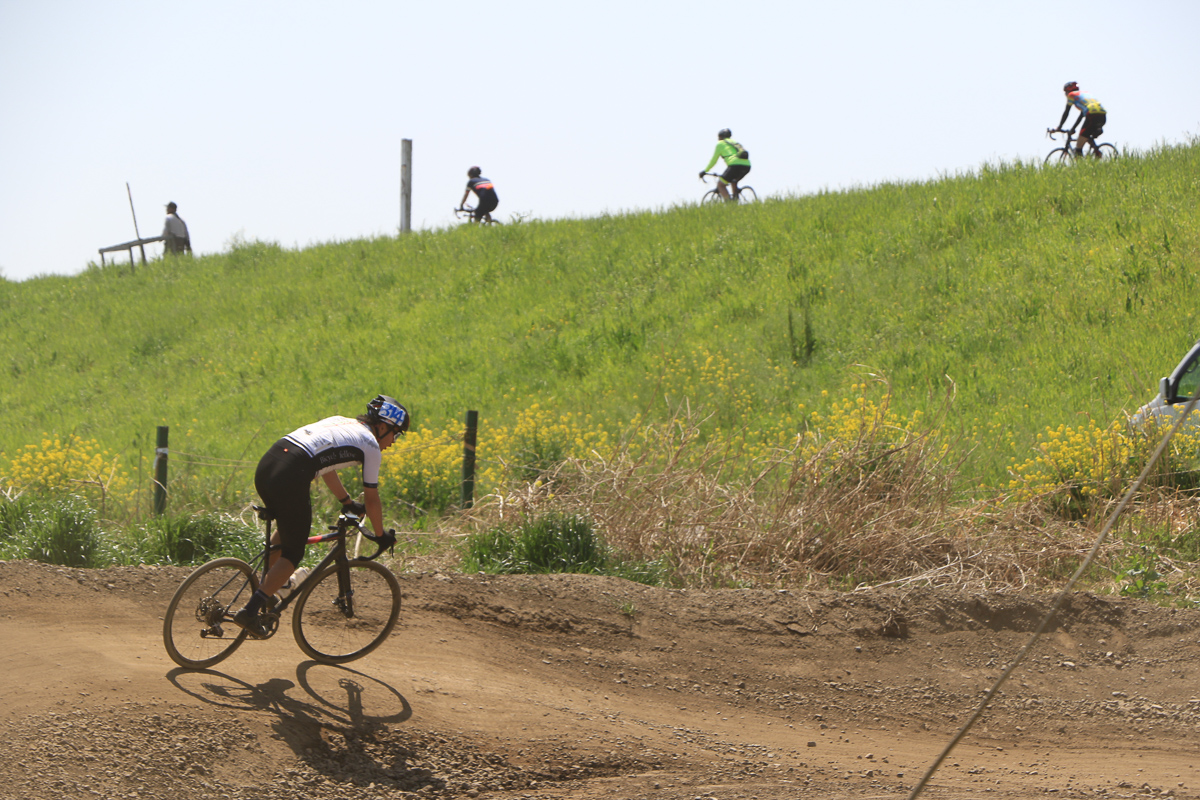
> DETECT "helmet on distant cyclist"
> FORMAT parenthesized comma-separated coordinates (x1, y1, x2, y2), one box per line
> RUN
(1063, 81, 1079, 93)
(467, 166, 481, 178)
(367, 395, 409, 435)
(717, 128, 732, 140)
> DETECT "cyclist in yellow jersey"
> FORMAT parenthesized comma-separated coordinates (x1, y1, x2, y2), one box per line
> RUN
(700, 128, 751, 202)
(1056, 81, 1108, 158)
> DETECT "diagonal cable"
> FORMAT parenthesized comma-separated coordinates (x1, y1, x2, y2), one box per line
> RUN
(906, 394, 1199, 800)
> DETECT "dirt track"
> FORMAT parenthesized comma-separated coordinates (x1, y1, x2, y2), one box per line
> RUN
(2, 558, 1200, 800)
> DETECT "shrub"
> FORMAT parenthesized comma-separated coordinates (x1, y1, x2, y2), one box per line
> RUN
(1008, 418, 1200, 519)
(135, 512, 258, 565)
(461, 512, 665, 583)
(379, 426, 465, 516)
(0, 494, 103, 567)
(1, 433, 129, 515)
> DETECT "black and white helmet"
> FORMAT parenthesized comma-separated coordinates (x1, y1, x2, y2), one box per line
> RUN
(367, 395, 409, 434)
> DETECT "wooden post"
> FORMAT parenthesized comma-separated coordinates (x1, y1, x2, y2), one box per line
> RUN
(152, 426, 169, 515)
(399, 138, 412, 234)
(461, 410, 478, 509)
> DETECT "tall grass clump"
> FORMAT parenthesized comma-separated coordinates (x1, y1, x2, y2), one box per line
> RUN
(0, 494, 104, 567)
(130, 512, 259, 565)
(461, 511, 667, 585)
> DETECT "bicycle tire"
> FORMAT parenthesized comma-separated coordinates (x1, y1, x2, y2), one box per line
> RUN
(701, 188, 724, 205)
(163, 557, 257, 669)
(735, 186, 758, 203)
(292, 559, 401, 664)
(1096, 143, 1118, 160)
(1044, 147, 1072, 165)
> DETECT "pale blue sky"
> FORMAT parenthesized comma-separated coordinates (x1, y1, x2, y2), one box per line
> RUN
(1, 0, 1197, 281)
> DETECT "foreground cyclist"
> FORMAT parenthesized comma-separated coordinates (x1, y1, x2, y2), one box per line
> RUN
(458, 166, 500, 223)
(232, 395, 409, 639)
(699, 128, 752, 201)
(1055, 81, 1108, 158)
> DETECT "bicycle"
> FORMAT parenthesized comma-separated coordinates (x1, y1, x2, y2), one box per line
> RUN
(163, 508, 401, 669)
(455, 206, 502, 225)
(1044, 128, 1118, 164)
(700, 172, 757, 204)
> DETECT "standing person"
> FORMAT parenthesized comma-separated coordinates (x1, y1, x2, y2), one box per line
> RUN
(232, 394, 409, 639)
(1056, 81, 1108, 158)
(458, 167, 499, 223)
(162, 202, 192, 255)
(699, 129, 752, 202)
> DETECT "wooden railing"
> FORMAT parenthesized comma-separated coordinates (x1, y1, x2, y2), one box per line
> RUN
(98, 236, 164, 270)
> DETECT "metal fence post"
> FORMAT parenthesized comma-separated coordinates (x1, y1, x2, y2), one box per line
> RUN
(153, 426, 169, 515)
(400, 138, 412, 234)
(461, 410, 478, 509)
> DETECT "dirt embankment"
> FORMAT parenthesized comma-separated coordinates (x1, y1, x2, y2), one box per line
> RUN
(2, 559, 1200, 800)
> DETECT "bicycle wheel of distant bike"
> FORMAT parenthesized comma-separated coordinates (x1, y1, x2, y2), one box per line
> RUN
(1044, 147, 1073, 165)
(736, 186, 758, 203)
(163, 557, 258, 669)
(1096, 143, 1118, 160)
(291, 560, 401, 664)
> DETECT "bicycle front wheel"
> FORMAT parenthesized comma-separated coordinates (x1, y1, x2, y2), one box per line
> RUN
(292, 559, 401, 664)
(163, 558, 257, 669)
(735, 186, 758, 203)
(702, 189, 724, 205)
(1044, 147, 1072, 165)
(1095, 143, 1118, 160)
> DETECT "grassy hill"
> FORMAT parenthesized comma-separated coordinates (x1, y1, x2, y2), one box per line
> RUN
(2, 141, 1199, 519)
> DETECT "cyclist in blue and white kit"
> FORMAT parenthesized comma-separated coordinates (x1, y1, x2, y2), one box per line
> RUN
(233, 394, 409, 639)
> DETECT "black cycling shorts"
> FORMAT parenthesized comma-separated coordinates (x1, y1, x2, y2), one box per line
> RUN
(254, 439, 315, 567)
(1080, 113, 1106, 140)
(721, 164, 751, 185)
(473, 192, 499, 220)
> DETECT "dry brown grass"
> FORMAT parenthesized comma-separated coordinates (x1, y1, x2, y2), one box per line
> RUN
(449, 409, 1199, 597)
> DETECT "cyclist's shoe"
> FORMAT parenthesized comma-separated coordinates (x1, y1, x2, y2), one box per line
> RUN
(233, 608, 270, 640)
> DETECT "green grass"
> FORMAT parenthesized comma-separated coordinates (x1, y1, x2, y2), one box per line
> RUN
(2, 140, 1199, 509)
(460, 512, 668, 585)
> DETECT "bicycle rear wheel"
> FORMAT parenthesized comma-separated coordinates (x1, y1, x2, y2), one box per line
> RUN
(163, 558, 257, 669)
(1044, 147, 1072, 165)
(292, 559, 401, 664)
(1095, 143, 1118, 160)
(735, 186, 758, 203)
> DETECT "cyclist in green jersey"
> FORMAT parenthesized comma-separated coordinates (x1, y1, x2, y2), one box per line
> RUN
(700, 128, 751, 202)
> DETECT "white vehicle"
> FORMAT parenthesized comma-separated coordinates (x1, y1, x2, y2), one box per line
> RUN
(1131, 340, 1200, 428)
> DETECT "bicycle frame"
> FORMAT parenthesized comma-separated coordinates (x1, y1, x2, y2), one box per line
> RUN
(249, 508, 391, 618)
(701, 172, 740, 191)
(1045, 128, 1115, 161)
(455, 206, 499, 224)
(700, 172, 755, 203)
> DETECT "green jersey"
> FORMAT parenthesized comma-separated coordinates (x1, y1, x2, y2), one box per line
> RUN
(704, 139, 751, 171)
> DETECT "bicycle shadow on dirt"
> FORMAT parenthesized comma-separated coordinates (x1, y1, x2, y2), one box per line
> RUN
(165, 661, 411, 729)
(164, 663, 448, 791)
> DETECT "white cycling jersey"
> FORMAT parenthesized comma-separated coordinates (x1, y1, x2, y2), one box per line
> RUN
(283, 416, 383, 488)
